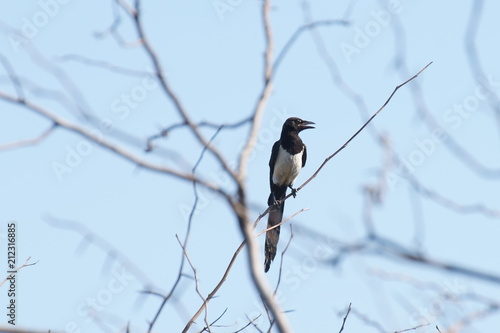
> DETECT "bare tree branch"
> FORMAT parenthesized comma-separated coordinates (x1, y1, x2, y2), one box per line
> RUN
(237, 0, 274, 180)
(0, 91, 227, 197)
(400, 163, 500, 219)
(117, 0, 238, 183)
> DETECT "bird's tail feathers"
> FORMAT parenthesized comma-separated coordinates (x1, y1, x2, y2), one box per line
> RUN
(264, 189, 286, 273)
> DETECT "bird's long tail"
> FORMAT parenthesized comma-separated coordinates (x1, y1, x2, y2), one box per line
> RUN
(264, 189, 286, 273)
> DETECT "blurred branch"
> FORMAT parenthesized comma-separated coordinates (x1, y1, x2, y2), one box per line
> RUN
(94, 0, 141, 47)
(301, 2, 376, 139)
(440, 305, 499, 333)
(376, 235, 500, 285)
(44, 216, 156, 289)
(273, 19, 349, 80)
(401, 164, 500, 219)
(465, 0, 500, 146)
(329, 232, 500, 286)
(0, 328, 60, 333)
(0, 123, 57, 151)
(0, 53, 25, 100)
(55, 54, 151, 77)
(387, 3, 500, 178)
(349, 307, 385, 333)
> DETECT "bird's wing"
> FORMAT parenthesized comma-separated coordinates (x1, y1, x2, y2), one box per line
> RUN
(269, 140, 281, 187)
(302, 144, 307, 167)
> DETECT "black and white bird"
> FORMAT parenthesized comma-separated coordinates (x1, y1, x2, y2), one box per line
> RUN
(264, 117, 315, 272)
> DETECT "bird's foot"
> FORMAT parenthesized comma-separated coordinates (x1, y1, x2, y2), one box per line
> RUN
(269, 193, 280, 207)
(289, 186, 297, 198)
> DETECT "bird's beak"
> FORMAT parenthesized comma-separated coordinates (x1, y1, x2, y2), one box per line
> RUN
(301, 120, 315, 130)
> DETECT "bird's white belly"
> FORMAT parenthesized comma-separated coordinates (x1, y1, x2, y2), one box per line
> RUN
(273, 147, 303, 186)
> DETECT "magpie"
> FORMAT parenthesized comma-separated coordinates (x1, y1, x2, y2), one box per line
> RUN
(264, 117, 315, 272)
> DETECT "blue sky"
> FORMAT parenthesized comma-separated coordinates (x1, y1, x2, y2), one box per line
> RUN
(1, 0, 500, 332)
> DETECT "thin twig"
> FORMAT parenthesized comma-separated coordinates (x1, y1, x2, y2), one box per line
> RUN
(203, 308, 228, 332)
(256, 208, 308, 237)
(256, 62, 433, 221)
(148, 127, 222, 331)
(0, 257, 37, 288)
(233, 314, 263, 333)
(182, 241, 246, 333)
(0, 123, 57, 151)
(273, 19, 349, 81)
(338, 303, 352, 333)
(176, 235, 212, 333)
(145, 117, 251, 152)
(394, 323, 430, 333)
(296, 62, 433, 194)
(274, 225, 294, 296)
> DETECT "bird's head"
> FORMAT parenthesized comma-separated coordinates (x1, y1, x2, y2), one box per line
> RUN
(283, 117, 315, 132)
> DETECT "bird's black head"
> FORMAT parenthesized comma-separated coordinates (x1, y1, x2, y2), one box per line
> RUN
(282, 117, 315, 133)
